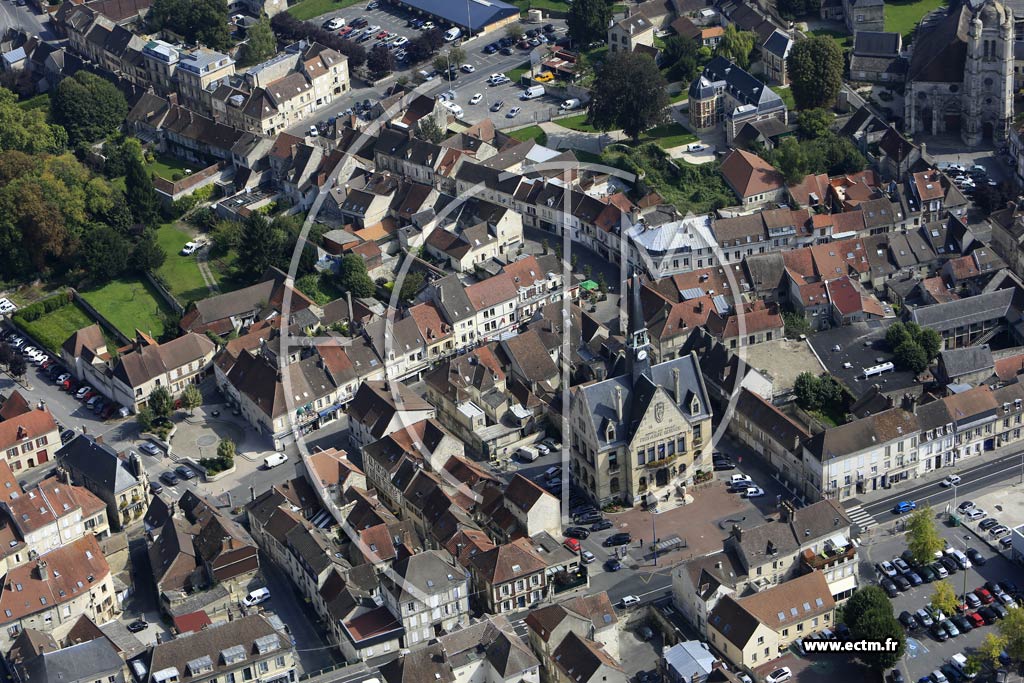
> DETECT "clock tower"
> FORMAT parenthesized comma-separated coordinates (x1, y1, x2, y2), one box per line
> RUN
(626, 272, 652, 384)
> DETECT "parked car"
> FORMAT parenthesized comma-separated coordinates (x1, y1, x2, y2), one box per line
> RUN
(490, 100, 504, 112)
(605, 558, 622, 572)
(941, 475, 962, 487)
(881, 577, 899, 598)
(893, 558, 910, 573)
(563, 537, 581, 553)
(149, 480, 163, 495)
(506, 106, 521, 118)
(957, 501, 975, 513)
(965, 592, 982, 609)
(952, 615, 973, 633)
(139, 442, 161, 456)
(621, 595, 640, 607)
(939, 556, 959, 574)
(989, 524, 1011, 538)
(765, 668, 792, 683)
(591, 519, 613, 532)
(60, 429, 76, 444)
(899, 611, 917, 629)
(159, 471, 179, 486)
(603, 532, 631, 547)
(564, 526, 590, 540)
(893, 574, 911, 592)
(930, 562, 949, 578)
(74, 385, 92, 400)
(979, 518, 1000, 530)
(903, 571, 922, 587)
(966, 548, 986, 566)
(127, 620, 149, 633)
(915, 609, 934, 628)
(581, 550, 596, 564)
(917, 564, 937, 582)
(965, 508, 987, 520)
(967, 612, 985, 628)
(976, 588, 996, 605)
(978, 606, 999, 624)
(713, 459, 736, 471)
(175, 465, 196, 481)
(941, 619, 960, 638)
(742, 486, 765, 498)
(877, 561, 898, 577)
(930, 623, 949, 642)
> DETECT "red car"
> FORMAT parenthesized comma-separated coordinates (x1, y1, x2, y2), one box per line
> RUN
(376, 30, 388, 39)
(967, 612, 985, 628)
(338, 26, 352, 35)
(81, 390, 97, 401)
(975, 588, 995, 605)
(563, 538, 580, 553)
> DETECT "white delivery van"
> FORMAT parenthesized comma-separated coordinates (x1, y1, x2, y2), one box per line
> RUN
(517, 446, 540, 462)
(243, 587, 271, 606)
(444, 101, 464, 118)
(559, 98, 580, 110)
(444, 27, 462, 42)
(949, 654, 976, 679)
(521, 85, 545, 99)
(264, 453, 288, 469)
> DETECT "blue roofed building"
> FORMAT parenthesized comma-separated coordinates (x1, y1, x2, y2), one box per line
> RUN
(390, 0, 519, 36)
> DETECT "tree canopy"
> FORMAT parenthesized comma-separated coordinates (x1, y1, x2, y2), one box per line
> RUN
(588, 52, 669, 142)
(906, 505, 945, 565)
(662, 35, 708, 83)
(797, 108, 835, 140)
(787, 35, 844, 110)
(930, 580, 959, 616)
(240, 17, 277, 67)
(368, 44, 395, 77)
(767, 133, 866, 187)
(338, 254, 375, 298)
(885, 321, 941, 373)
(715, 25, 756, 69)
(567, 0, 613, 46)
(148, 0, 232, 50)
(0, 88, 66, 154)
(793, 372, 846, 414)
(50, 72, 128, 147)
(845, 586, 905, 671)
(271, 13, 368, 68)
(236, 213, 288, 281)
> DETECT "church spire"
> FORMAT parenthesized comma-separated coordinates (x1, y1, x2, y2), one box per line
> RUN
(626, 270, 652, 384)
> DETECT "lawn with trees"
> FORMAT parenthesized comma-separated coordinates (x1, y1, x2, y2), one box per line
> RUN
(79, 278, 175, 340)
(154, 223, 210, 305)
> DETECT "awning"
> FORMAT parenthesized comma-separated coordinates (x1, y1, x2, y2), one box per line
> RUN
(318, 403, 342, 418)
(580, 280, 598, 291)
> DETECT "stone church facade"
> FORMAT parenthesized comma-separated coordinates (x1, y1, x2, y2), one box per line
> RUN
(904, 0, 1014, 147)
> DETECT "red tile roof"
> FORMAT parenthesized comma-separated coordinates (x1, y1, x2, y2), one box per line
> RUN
(720, 149, 784, 198)
(0, 407, 58, 451)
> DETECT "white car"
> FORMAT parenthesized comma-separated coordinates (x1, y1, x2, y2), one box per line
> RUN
(941, 475, 962, 487)
(366, 24, 380, 33)
(766, 668, 792, 683)
(308, 125, 319, 137)
(323, 17, 344, 30)
(392, 36, 408, 47)
(469, 93, 483, 105)
(877, 560, 897, 577)
(742, 487, 764, 498)
(965, 508, 986, 520)
(728, 474, 752, 484)
(180, 241, 199, 255)
(535, 444, 550, 455)
(0, 298, 16, 315)
(581, 550, 596, 564)
(460, 63, 475, 73)
(421, 21, 434, 30)
(507, 106, 521, 117)
(620, 595, 640, 607)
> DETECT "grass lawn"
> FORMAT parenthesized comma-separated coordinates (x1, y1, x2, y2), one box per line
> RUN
(147, 153, 193, 182)
(154, 223, 210, 305)
(642, 123, 697, 149)
(772, 86, 797, 111)
(808, 28, 850, 52)
(507, 61, 532, 84)
(670, 91, 689, 104)
(556, 113, 597, 132)
(80, 278, 173, 339)
(286, 0, 362, 21)
(511, 0, 568, 12)
(510, 125, 548, 145)
(16, 302, 96, 353)
(885, 0, 945, 39)
(572, 150, 605, 164)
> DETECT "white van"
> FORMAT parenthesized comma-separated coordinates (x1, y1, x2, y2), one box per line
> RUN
(443, 101, 464, 118)
(243, 587, 270, 606)
(444, 27, 462, 42)
(945, 548, 971, 569)
(517, 446, 540, 462)
(949, 654, 976, 679)
(559, 98, 580, 110)
(521, 85, 545, 100)
(264, 453, 288, 469)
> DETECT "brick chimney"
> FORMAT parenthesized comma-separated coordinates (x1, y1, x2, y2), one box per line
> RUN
(36, 560, 48, 581)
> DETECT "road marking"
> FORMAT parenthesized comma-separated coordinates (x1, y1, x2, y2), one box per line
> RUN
(845, 504, 877, 530)
(863, 453, 1024, 513)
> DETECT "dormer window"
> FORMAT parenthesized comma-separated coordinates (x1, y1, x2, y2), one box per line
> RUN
(690, 397, 701, 416)
(606, 424, 615, 441)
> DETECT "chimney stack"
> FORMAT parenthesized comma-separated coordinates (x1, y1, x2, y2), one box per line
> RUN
(614, 386, 623, 423)
(901, 393, 918, 413)
(673, 367, 681, 402)
(36, 560, 48, 581)
(731, 524, 742, 542)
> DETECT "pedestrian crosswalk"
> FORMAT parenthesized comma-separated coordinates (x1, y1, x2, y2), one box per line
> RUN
(845, 504, 877, 531)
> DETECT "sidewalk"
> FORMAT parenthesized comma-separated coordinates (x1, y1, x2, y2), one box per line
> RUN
(852, 439, 1024, 508)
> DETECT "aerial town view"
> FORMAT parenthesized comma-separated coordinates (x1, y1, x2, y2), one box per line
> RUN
(1, 0, 1024, 681)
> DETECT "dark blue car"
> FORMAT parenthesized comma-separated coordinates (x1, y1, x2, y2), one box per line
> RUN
(893, 501, 917, 514)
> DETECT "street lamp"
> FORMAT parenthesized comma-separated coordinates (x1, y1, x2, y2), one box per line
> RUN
(651, 509, 658, 567)
(957, 534, 971, 609)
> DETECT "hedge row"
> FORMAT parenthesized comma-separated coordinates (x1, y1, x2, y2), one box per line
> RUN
(12, 292, 73, 324)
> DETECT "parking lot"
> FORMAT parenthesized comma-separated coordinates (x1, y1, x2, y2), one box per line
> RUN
(307, 3, 569, 128)
(862, 515, 1021, 682)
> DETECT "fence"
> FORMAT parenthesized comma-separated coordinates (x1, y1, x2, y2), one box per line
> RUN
(69, 289, 132, 346)
(144, 271, 186, 315)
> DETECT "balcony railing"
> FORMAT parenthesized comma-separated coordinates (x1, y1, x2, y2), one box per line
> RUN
(644, 453, 679, 469)
(552, 567, 588, 594)
(800, 545, 855, 570)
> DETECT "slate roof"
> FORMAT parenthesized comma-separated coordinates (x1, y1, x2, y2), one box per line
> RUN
(910, 287, 1014, 332)
(24, 637, 124, 683)
(804, 408, 919, 462)
(853, 31, 902, 56)
(438, 614, 538, 677)
(690, 56, 784, 114)
(938, 345, 994, 381)
(56, 435, 141, 496)
(908, 1, 972, 82)
(148, 615, 287, 682)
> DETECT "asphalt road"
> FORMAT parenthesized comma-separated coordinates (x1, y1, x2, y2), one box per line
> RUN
(855, 450, 1024, 526)
(0, 0, 49, 40)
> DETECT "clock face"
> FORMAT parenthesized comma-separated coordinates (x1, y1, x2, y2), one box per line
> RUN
(637, 350, 648, 361)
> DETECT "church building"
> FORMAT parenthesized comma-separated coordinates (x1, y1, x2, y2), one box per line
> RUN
(904, 0, 1014, 146)
(569, 276, 713, 507)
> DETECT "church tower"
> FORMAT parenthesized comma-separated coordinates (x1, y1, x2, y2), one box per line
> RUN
(962, 0, 1013, 146)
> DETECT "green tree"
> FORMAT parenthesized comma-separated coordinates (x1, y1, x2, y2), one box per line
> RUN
(236, 214, 285, 280)
(217, 438, 236, 461)
(778, 0, 812, 18)
(369, 44, 395, 77)
(338, 253, 375, 298)
(906, 505, 945, 565)
(0, 87, 66, 154)
(80, 224, 130, 282)
(124, 155, 159, 227)
(180, 383, 202, 415)
(782, 310, 811, 337)
(844, 586, 893, 632)
(147, 0, 232, 50)
(567, 0, 613, 46)
(885, 321, 910, 349)
(773, 137, 807, 185)
(50, 72, 128, 147)
(415, 117, 444, 144)
(136, 405, 155, 432)
(798, 108, 834, 139)
(7, 356, 25, 378)
(447, 46, 466, 66)
(975, 632, 1009, 669)
(133, 232, 167, 273)
(895, 339, 928, 373)
(794, 372, 823, 410)
(662, 36, 705, 82)
(588, 51, 669, 142)
(148, 386, 174, 418)
(930, 580, 959, 617)
(787, 35, 844, 110)
(398, 270, 425, 303)
(1000, 606, 1024, 660)
(920, 328, 942, 360)
(506, 23, 524, 42)
(210, 219, 243, 257)
(240, 17, 276, 67)
(854, 612, 905, 670)
(715, 25, 755, 69)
